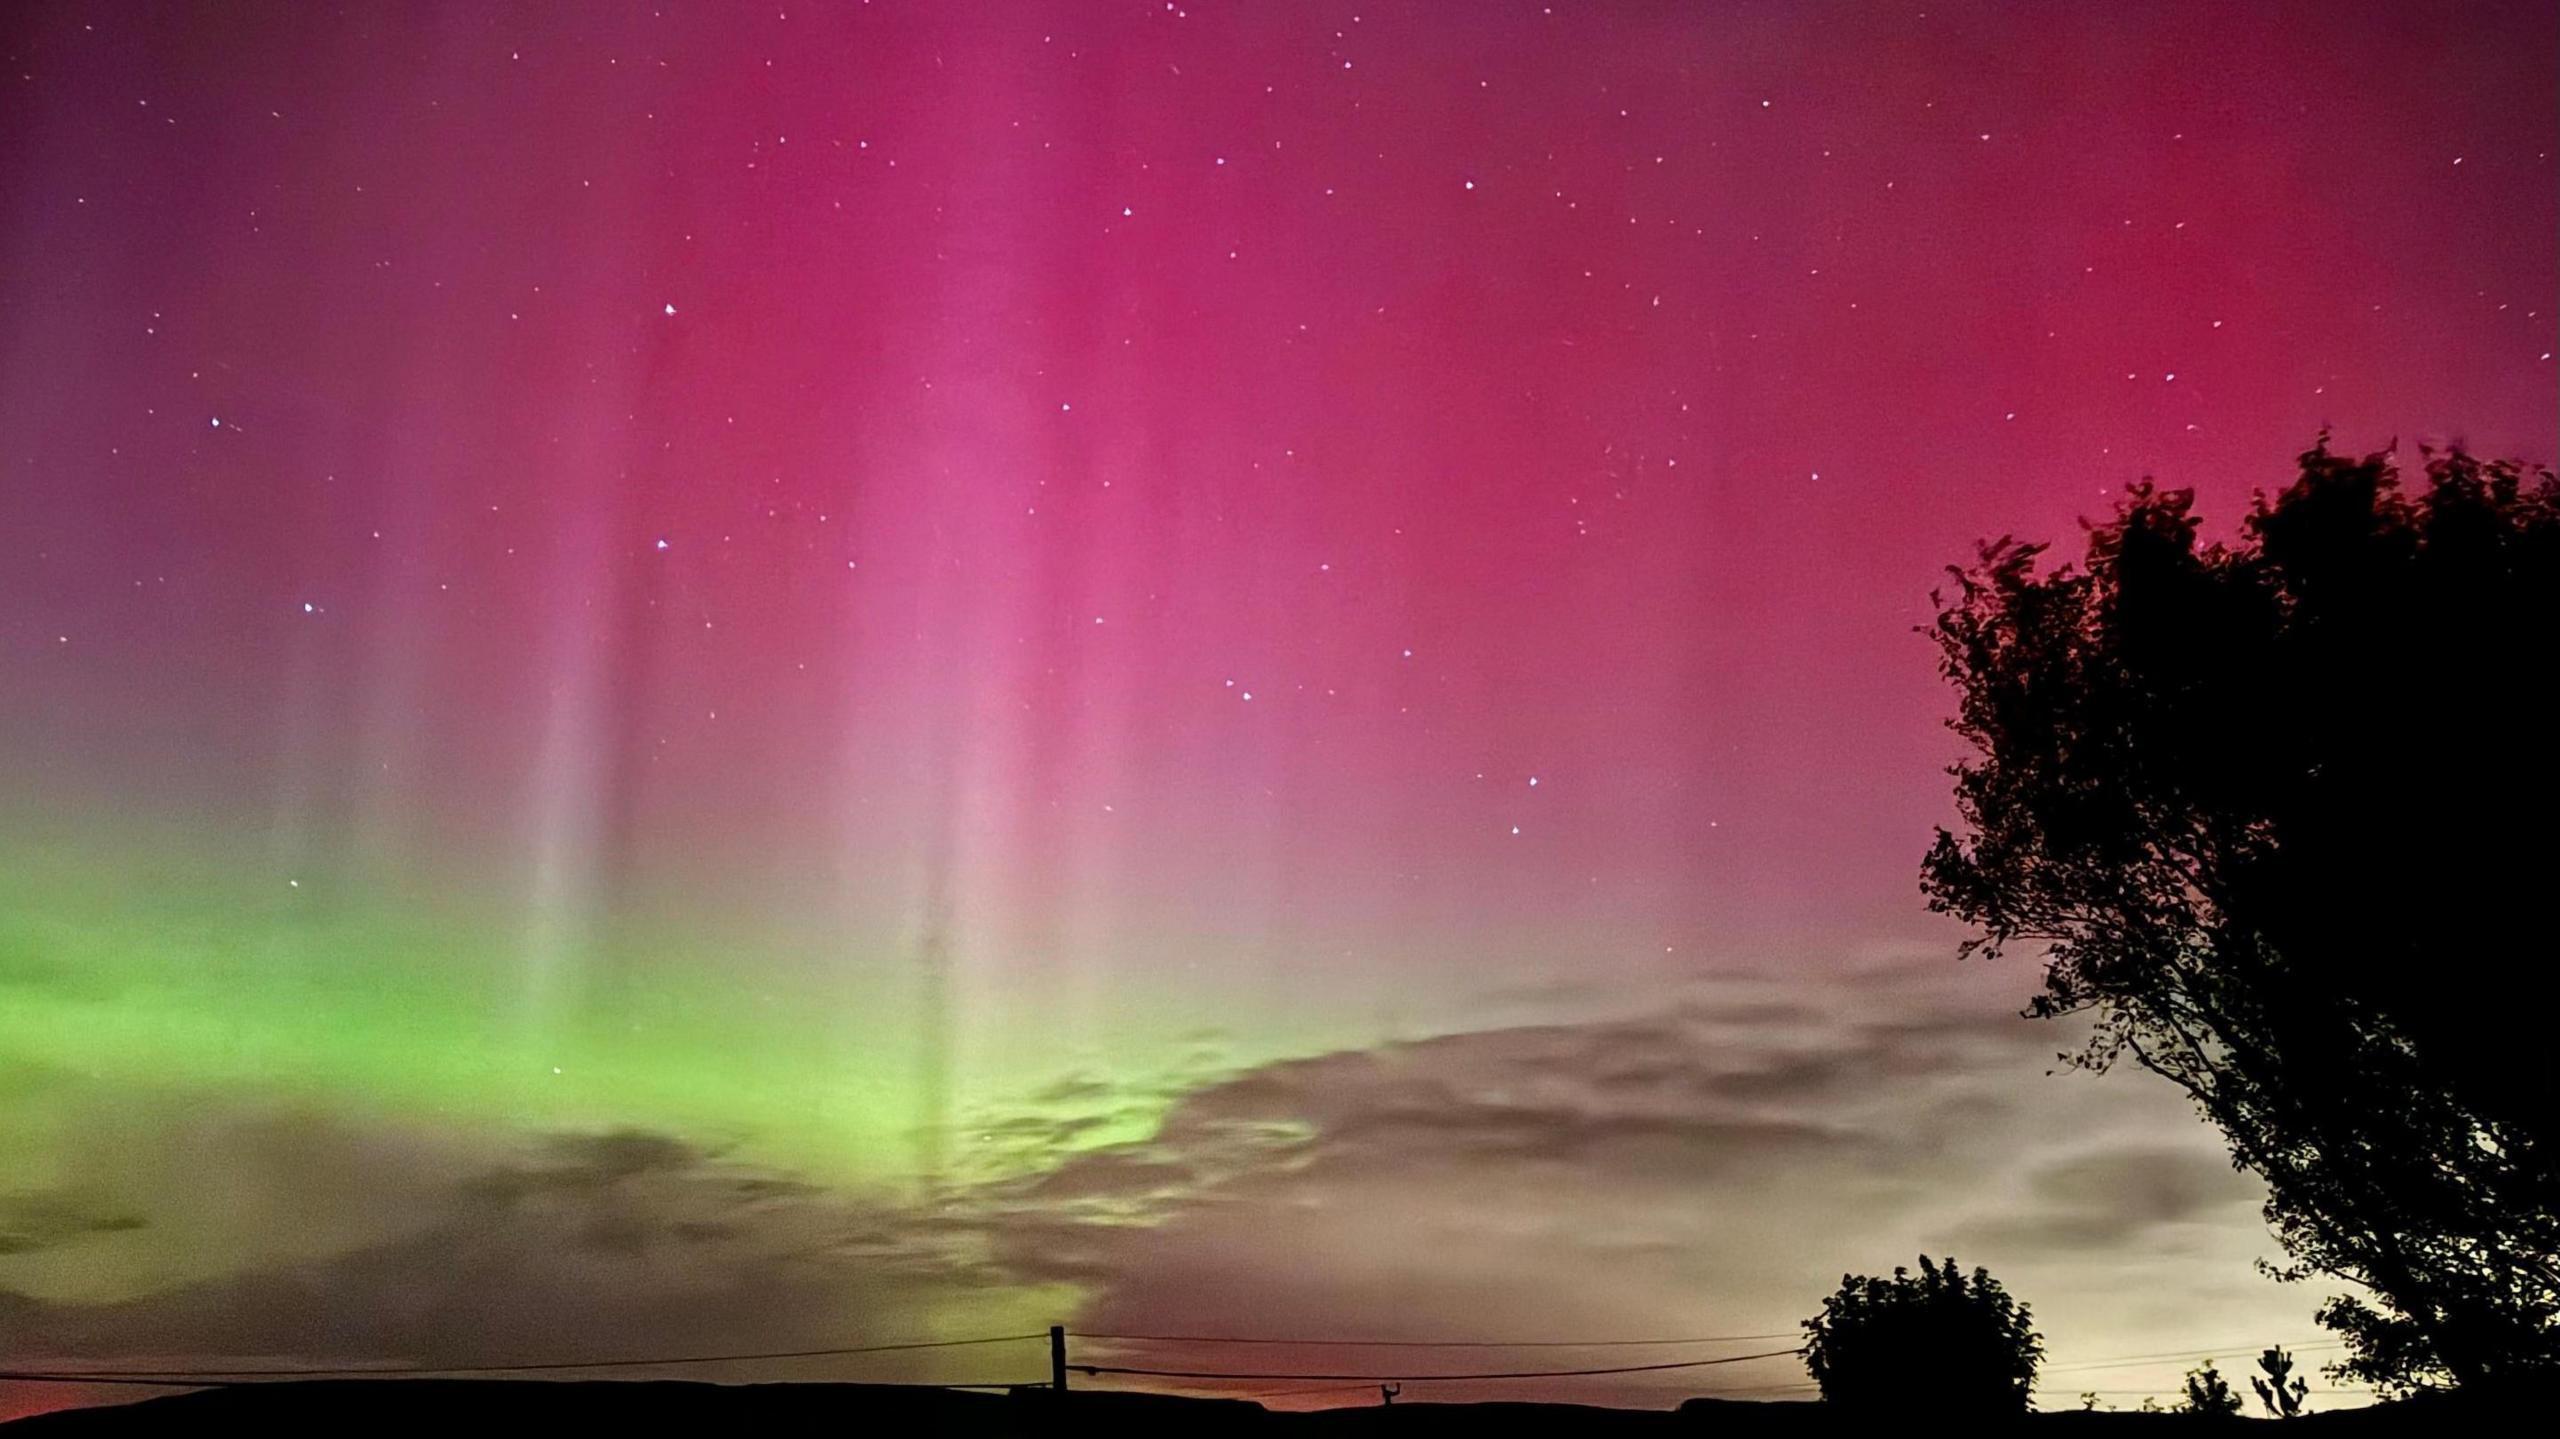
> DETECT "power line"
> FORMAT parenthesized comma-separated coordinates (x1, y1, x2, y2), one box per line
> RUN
(0, 1369, 1047, 1392)
(0, 1372, 210, 1389)
(1123, 1331, 2374, 1413)
(1074, 1344, 1806, 1383)
(1073, 1329, 1800, 1349)
(0, 1330, 2367, 1396)
(1242, 1381, 1400, 1400)
(0, 1332, 1050, 1383)
(2076, 1386, 2373, 1396)
(2043, 1339, 2346, 1375)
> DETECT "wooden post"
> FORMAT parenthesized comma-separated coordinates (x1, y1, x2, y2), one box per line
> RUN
(1050, 1325, 1067, 1393)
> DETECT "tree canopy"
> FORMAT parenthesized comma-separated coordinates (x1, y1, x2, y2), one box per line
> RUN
(1801, 1255, 2042, 1413)
(1922, 441, 2559, 1393)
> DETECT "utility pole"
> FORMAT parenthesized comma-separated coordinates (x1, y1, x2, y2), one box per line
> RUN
(1050, 1325, 1067, 1393)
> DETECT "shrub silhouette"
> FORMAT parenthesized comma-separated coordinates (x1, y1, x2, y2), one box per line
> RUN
(1801, 1255, 2042, 1414)
(1923, 441, 2560, 1391)
(2252, 1346, 2310, 1418)
(2178, 1360, 2243, 1416)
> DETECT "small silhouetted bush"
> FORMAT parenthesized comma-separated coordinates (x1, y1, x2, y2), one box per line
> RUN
(1802, 1255, 2042, 1414)
(2253, 1346, 2310, 1418)
(2179, 1360, 2244, 1416)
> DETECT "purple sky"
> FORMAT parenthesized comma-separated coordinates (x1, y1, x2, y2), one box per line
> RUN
(2, 0, 2552, 1417)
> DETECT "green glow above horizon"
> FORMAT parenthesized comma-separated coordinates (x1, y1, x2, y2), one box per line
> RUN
(0, 826, 1291, 1204)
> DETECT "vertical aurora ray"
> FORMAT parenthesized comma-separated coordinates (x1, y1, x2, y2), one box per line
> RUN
(513, 492, 608, 1033)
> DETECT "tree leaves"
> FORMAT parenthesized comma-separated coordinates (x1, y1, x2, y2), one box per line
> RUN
(1801, 1255, 2043, 1413)
(1922, 441, 2560, 1393)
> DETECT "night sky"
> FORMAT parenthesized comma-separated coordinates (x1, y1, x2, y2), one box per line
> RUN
(2, 0, 2553, 1417)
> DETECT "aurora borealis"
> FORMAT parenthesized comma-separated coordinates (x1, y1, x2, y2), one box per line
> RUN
(3, 0, 2555, 1418)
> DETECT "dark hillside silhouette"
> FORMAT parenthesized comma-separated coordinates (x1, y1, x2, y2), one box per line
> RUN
(1923, 442, 2560, 1393)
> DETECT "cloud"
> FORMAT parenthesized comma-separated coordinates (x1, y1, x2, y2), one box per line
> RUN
(1, 968, 2313, 1408)
(0, 1111, 1037, 1382)
(950, 973, 2303, 1399)
(0, 1196, 145, 1257)
(1949, 1146, 2264, 1256)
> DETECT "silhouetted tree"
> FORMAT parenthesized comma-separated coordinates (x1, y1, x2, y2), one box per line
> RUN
(1923, 442, 2560, 1394)
(2178, 1360, 2243, 1417)
(2252, 1346, 2309, 1419)
(1801, 1256, 2042, 1414)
